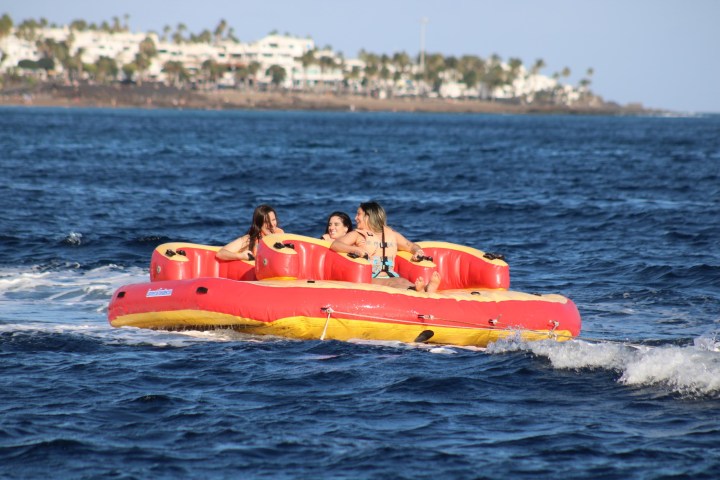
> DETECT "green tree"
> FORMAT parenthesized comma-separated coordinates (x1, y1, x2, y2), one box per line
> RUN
(16, 19, 41, 41)
(0, 14, 14, 38)
(201, 59, 226, 86)
(139, 36, 157, 58)
(266, 64, 287, 89)
(122, 62, 137, 82)
(162, 60, 188, 87)
(69, 19, 88, 31)
(94, 56, 118, 83)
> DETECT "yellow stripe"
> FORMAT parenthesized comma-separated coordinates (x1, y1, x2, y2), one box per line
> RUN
(111, 309, 572, 347)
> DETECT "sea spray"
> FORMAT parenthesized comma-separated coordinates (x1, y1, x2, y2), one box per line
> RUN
(487, 337, 720, 397)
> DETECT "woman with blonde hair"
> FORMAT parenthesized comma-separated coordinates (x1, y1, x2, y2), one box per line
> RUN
(330, 201, 440, 292)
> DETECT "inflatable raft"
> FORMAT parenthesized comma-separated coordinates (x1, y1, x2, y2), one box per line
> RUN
(108, 234, 581, 347)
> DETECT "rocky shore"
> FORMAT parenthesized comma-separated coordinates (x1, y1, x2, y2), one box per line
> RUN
(0, 83, 651, 115)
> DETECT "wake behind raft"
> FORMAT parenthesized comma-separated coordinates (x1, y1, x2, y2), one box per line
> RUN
(108, 233, 581, 347)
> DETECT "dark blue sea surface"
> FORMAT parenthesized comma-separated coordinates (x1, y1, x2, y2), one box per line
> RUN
(1, 107, 719, 479)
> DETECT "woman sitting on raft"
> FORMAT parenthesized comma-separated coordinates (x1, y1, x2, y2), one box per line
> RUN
(216, 204, 284, 261)
(330, 201, 440, 293)
(321, 211, 353, 241)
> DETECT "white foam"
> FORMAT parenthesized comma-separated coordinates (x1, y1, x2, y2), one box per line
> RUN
(487, 334, 720, 397)
(0, 264, 147, 314)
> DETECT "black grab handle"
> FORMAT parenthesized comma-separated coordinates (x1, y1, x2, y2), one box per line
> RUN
(413, 255, 434, 262)
(347, 252, 369, 260)
(273, 242, 295, 250)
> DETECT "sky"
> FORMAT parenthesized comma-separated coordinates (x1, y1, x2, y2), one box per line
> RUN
(4, 0, 719, 112)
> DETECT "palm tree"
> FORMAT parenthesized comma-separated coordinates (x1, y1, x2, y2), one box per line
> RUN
(531, 58, 546, 75)
(360, 50, 380, 95)
(173, 23, 187, 44)
(483, 64, 506, 101)
(298, 49, 316, 90)
(162, 25, 171, 43)
(247, 61, 261, 90)
(391, 51, 411, 89)
(318, 54, 337, 91)
(233, 65, 249, 89)
(214, 19, 227, 43)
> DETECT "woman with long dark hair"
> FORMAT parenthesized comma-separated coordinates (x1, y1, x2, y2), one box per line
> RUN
(321, 211, 353, 241)
(216, 204, 284, 261)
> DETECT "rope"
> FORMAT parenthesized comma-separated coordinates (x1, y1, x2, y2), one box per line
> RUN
(320, 306, 334, 340)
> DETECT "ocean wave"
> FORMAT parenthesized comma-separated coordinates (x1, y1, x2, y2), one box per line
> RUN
(0, 264, 147, 312)
(487, 334, 720, 397)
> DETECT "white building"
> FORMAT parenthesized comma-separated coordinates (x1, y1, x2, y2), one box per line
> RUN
(0, 23, 579, 102)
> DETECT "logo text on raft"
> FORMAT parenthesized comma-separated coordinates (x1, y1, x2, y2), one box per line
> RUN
(146, 288, 173, 298)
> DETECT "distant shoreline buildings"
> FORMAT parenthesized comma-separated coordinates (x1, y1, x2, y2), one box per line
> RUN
(0, 14, 600, 106)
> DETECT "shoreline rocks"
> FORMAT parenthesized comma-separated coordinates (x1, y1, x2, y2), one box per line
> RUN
(0, 83, 654, 115)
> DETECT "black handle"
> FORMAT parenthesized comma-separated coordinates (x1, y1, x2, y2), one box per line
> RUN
(347, 252, 369, 260)
(413, 255, 434, 262)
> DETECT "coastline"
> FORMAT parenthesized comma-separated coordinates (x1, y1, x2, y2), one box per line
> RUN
(0, 83, 653, 115)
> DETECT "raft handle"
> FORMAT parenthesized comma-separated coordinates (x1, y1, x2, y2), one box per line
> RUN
(117, 291, 126, 299)
(347, 252, 369, 260)
(471, 291, 481, 295)
(196, 287, 208, 294)
(413, 255, 434, 262)
(273, 242, 295, 250)
(483, 252, 506, 261)
(176, 249, 186, 256)
(165, 249, 176, 257)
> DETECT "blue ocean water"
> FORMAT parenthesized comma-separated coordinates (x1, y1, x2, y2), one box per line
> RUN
(1, 107, 719, 479)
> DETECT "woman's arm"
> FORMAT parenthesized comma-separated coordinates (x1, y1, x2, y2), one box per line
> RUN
(330, 231, 365, 256)
(394, 230, 426, 261)
(216, 234, 252, 261)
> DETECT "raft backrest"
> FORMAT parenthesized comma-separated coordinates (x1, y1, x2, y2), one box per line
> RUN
(150, 242, 255, 282)
(149, 238, 509, 289)
(255, 234, 372, 283)
(415, 241, 509, 290)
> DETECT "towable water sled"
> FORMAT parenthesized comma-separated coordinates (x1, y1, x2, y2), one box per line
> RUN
(108, 234, 581, 347)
